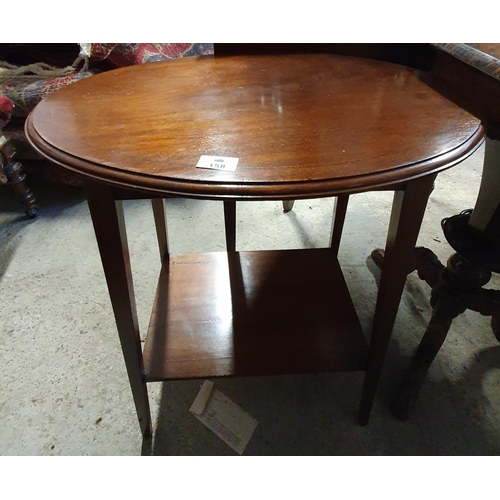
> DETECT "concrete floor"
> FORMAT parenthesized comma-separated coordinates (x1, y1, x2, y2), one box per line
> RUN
(1, 143, 499, 455)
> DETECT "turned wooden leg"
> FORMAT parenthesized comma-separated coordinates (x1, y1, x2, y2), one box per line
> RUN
(372, 246, 445, 289)
(392, 292, 462, 421)
(3, 159, 38, 218)
(0, 158, 6, 184)
(84, 180, 152, 438)
(358, 173, 437, 425)
(393, 253, 492, 420)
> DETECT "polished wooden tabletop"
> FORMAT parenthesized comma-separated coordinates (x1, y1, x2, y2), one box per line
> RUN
(26, 53, 483, 199)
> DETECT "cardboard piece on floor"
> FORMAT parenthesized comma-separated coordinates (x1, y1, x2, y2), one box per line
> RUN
(189, 380, 258, 455)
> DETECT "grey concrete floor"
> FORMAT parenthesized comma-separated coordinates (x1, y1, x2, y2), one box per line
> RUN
(1, 143, 499, 455)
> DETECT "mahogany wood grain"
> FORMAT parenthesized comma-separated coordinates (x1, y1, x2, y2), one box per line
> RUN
(142, 249, 368, 381)
(84, 180, 152, 437)
(358, 173, 437, 425)
(26, 54, 483, 199)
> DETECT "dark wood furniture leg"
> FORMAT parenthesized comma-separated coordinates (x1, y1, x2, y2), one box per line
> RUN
(151, 198, 169, 261)
(358, 174, 437, 425)
(371, 241, 500, 421)
(223, 200, 237, 252)
(392, 252, 493, 420)
(330, 195, 349, 255)
(84, 180, 152, 438)
(371, 139, 500, 420)
(2, 158, 38, 218)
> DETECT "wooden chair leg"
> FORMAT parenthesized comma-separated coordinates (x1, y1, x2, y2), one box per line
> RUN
(358, 173, 437, 425)
(84, 180, 152, 438)
(3, 159, 38, 218)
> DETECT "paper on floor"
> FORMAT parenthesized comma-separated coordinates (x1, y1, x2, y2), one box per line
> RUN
(189, 380, 258, 455)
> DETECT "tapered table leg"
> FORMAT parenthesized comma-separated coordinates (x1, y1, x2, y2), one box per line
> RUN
(330, 195, 349, 255)
(282, 200, 295, 213)
(358, 173, 437, 425)
(84, 181, 152, 438)
(151, 198, 169, 262)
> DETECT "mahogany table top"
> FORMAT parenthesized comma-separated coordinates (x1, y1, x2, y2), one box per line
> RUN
(26, 53, 483, 200)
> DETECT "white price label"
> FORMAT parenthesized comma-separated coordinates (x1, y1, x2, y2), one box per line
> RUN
(196, 155, 239, 172)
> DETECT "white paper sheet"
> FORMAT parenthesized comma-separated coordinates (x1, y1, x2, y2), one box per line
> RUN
(190, 380, 258, 455)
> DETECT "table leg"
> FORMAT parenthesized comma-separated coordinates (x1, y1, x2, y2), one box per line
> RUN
(84, 181, 152, 438)
(151, 198, 169, 262)
(282, 200, 295, 213)
(330, 195, 349, 255)
(3, 159, 38, 218)
(223, 200, 237, 252)
(358, 173, 437, 425)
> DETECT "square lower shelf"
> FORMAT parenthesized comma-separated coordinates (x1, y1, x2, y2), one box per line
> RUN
(142, 248, 368, 382)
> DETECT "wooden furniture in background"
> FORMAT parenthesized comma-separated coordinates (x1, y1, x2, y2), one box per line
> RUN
(0, 134, 37, 217)
(0, 95, 37, 217)
(372, 43, 500, 420)
(371, 44, 500, 421)
(25, 51, 483, 438)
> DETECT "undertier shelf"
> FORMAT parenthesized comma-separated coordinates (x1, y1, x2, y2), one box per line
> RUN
(142, 248, 368, 381)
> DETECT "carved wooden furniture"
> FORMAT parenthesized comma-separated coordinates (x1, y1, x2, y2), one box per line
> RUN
(371, 43, 500, 421)
(25, 51, 483, 439)
(0, 94, 37, 217)
(0, 139, 38, 218)
(0, 43, 214, 219)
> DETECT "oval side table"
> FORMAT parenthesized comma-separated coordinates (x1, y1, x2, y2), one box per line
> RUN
(26, 53, 483, 439)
